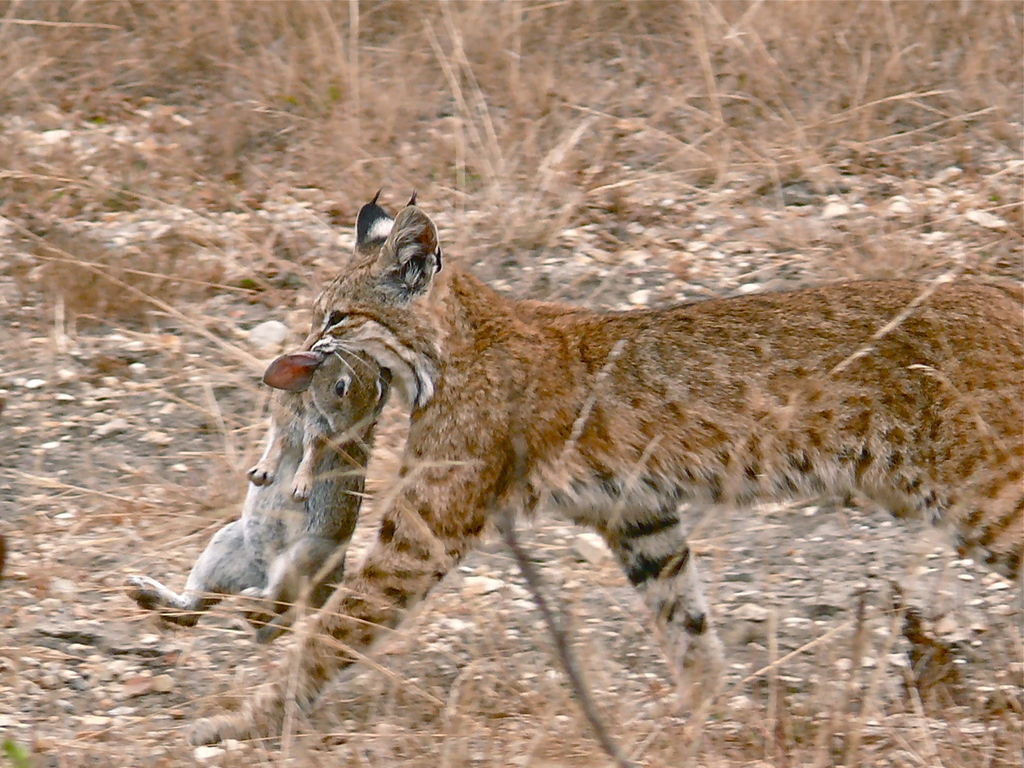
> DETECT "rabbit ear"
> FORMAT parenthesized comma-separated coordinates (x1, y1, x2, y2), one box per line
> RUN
(263, 351, 326, 392)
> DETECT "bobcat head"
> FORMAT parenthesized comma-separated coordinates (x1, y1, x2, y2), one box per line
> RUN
(300, 192, 446, 410)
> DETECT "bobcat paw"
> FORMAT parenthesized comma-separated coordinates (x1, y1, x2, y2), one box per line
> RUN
(673, 634, 725, 711)
(247, 464, 274, 486)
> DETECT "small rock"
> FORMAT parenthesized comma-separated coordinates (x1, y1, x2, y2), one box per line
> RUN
(128, 362, 147, 378)
(727, 694, 754, 711)
(248, 320, 290, 353)
(24, 378, 46, 389)
(151, 674, 174, 693)
(122, 675, 154, 697)
(572, 532, 611, 565)
(821, 201, 850, 219)
(733, 603, 769, 622)
(965, 209, 1007, 230)
(92, 418, 130, 439)
(194, 746, 225, 762)
(140, 430, 173, 446)
(38, 673, 61, 690)
(931, 166, 962, 184)
(887, 196, 913, 215)
(40, 129, 71, 144)
(628, 289, 650, 305)
(462, 575, 504, 597)
(49, 577, 77, 599)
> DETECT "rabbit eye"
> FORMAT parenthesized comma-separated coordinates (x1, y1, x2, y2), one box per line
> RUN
(334, 378, 349, 397)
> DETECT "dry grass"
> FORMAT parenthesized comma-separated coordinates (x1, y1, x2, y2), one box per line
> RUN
(0, 2, 1021, 766)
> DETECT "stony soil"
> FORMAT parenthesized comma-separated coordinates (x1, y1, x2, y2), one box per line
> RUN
(1, 11, 1022, 763)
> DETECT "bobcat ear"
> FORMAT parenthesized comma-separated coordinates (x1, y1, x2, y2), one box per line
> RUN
(356, 190, 394, 250)
(381, 206, 442, 298)
(263, 351, 326, 392)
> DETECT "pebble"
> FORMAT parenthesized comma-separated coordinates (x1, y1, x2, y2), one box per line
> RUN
(572, 532, 611, 565)
(964, 209, 1007, 230)
(821, 201, 850, 219)
(49, 578, 76, 599)
(92, 418, 130, 438)
(733, 603, 769, 621)
(248, 320, 290, 353)
(151, 674, 174, 693)
(462, 576, 504, 597)
(24, 379, 46, 389)
(140, 430, 173, 446)
(194, 746, 225, 761)
(627, 289, 650, 305)
(887, 196, 913, 215)
(122, 675, 154, 698)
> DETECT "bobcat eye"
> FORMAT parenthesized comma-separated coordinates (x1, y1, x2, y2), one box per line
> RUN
(325, 311, 346, 330)
(334, 377, 350, 398)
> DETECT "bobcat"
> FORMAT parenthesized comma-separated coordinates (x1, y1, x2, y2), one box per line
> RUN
(190, 195, 1023, 744)
(127, 347, 390, 642)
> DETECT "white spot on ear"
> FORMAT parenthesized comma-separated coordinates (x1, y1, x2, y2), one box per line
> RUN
(368, 216, 394, 242)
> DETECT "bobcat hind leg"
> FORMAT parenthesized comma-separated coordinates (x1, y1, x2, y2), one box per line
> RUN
(603, 513, 725, 708)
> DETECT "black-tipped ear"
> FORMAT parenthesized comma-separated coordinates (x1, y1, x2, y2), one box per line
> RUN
(263, 351, 326, 392)
(381, 207, 442, 299)
(356, 191, 394, 250)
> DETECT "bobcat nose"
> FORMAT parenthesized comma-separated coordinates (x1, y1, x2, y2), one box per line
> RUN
(262, 351, 327, 392)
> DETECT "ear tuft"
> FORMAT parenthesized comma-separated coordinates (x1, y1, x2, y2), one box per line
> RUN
(356, 192, 394, 249)
(406, 190, 417, 207)
(263, 351, 326, 392)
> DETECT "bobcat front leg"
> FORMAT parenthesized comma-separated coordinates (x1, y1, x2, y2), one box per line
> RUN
(189, 477, 487, 745)
(602, 511, 725, 707)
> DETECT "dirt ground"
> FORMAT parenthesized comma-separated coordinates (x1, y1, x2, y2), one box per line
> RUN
(0, 3, 1022, 767)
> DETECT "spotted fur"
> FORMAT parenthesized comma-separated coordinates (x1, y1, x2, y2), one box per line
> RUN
(191, 196, 1023, 745)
